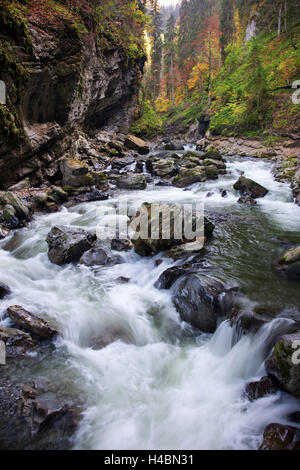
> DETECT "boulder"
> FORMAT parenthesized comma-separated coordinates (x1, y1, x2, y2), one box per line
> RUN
(73, 189, 109, 203)
(0, 225, 10, 239)
(150, 158, 179, 178)
(155, 265, 193, 290)
(0, 281, 11, 299)
(259, 423, 300, 450)
(80, 245, 124, 267)
(171, 273, 227, 333)
(124, 135, 149, 155)
(111, 238, 132, 252)
(202, 150, 223, 161)
(277, 246, 300, 280)
(172, 167, 206, 187)
(131, 203, 214, 256)
(233, 176, 268, 198)
(60, 158, 94, 187)
(116, 173, 147, 190)
(265, 333, 300, 398)
(47, 186, 68, 204)
(0, 327, 35, 356)
(0, 191, 30, 221)
(244, 376, 277, 401)
(46, 225, 97, 265)
(112, 156, 135, 170)
(6, 305, 59, 339)
(164, 141, 184, 151)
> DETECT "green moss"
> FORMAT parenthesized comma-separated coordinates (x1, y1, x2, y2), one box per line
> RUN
(130, 100, 162, 137)
(274, 341, 291, 381)
(0, 1, 31, 50)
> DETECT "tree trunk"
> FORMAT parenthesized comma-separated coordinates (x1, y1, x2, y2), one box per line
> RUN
(278, 4, 282, 36)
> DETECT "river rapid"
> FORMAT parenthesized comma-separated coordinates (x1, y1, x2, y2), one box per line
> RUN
(1, 147, 300, 450)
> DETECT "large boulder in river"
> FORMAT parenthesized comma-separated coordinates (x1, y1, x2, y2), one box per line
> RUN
(46, 225, 97, 265)
(60, 158, 94, 187)
(116, 173, 147, 190)
(277, 246, 300, 280)
(233, 176, 268, 198)
(172, 166, 206, 187)
(6, 305, 59, 339)
(124, 135, 149, 155)
(265, 333, 300, 398)
(259, 423, 300, 450)
(131, 203, 214, 256)
(80, 245, 124, 267)
(171, 273, 227, 333)
(0, 282, 11, 299)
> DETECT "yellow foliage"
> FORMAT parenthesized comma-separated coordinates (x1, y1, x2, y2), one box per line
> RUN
(187, 62, 209, 90)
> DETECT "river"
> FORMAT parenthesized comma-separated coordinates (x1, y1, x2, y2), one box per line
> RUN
(1, 147, 300, 450)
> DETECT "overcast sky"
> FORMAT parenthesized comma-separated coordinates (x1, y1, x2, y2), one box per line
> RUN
(159, 0, 179, 6)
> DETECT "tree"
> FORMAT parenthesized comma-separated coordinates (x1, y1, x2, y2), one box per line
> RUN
(164, 13, 177, 105)
(220, 0, 235, 63)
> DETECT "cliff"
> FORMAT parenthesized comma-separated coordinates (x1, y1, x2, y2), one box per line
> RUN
(0, 0, 146, 188)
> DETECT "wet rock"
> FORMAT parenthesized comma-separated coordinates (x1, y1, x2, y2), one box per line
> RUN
(221, 189, 227, 197)
(131, 203, 214, 256)
(155, 265, 193, 290)
(80, 245, 124, 267)
(233, 176, 268, 198)
(0, 282, 11, 299)
(6, 305, 59, 339)
(203, 158, 226, 170)
(171, 273, 228, 333)
(111, 238, 132, 252)
(244, 376, 277, 401)
(259, 423, 300, 450)
(112, 156, 135, 170)
(150, 158, 179, 178)
(124, 135, 149, 155)
(116, 173, 147, 190)
(47, 186, 68, 204)
(0, 327, 35, 356)
(238, 195, 257, 205)
(163, 241, 205, 260)
(265, 333, 300, 398)
(202, 150, 223, 161)
(74, 189, 109, 203)
(164, 141, 184, 151)
(8, 178, 31, 191)
(277, 246, 300, 280)
(1, 205, 20, 229)
(0, 225, 10, 239)
(46, 225, 97, 265)
(204, 165, 219, 180)
(172, 166, 206, 187)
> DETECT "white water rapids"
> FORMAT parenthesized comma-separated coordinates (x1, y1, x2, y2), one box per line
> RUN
(1, 152, 300, 449)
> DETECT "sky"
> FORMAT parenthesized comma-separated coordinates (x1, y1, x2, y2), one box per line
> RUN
(159, 0, 180, 6)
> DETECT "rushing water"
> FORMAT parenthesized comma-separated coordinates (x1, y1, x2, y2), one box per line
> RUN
(1, 150, 300, 450)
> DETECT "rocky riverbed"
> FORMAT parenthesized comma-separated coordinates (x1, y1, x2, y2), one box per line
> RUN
(0, 135, 300, 450)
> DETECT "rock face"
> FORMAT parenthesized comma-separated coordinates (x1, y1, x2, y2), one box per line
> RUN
(0, 282, 11, 299)
(80, 245, 124, 267)
(6, 305, 59, 339)
(0, 192, 31, 228)
(277, 246, 300, 280)
(46, 226, 97, 265)
(265, 333, 300, 398)
(259, 423, 300, 450)
(171, 273, 227, 333)
(0, 3, 145, 189)
(233, 176, 269, 198)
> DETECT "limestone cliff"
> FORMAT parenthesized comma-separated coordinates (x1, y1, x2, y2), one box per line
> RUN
(0, 1, 146, 188)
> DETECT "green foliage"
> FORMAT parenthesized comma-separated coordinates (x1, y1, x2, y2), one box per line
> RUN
(0, 0, 31, 50)
(130, 99, 162, 136)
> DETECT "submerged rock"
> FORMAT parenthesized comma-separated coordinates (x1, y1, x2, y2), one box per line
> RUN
(259, 423, 300, 450)
(80, 245, 124, 267)
(277, 246, 300, 280)
(237, 194, 257, 205)
(46, 225, 97, 265)
(6, 305, 59, 339)
(0, 282, 11, 299)
(233, 176, 268, 198)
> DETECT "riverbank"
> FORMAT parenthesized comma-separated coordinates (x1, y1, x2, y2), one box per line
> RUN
(1, 141, 300, 450)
